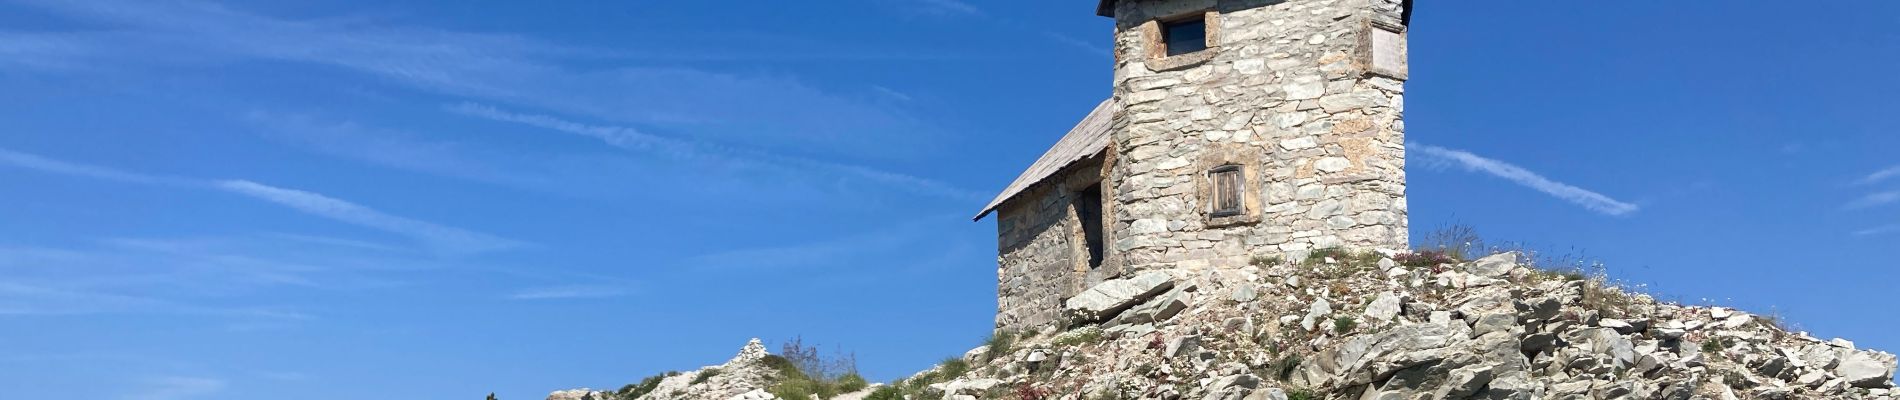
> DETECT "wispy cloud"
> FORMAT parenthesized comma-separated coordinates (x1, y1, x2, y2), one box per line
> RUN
(216, 180, 524, 254)
(1853, 225, 1900, 237)
(1412, 143, 1641, 216)
(870, 86, 914, 102)
(8, 0, 943, 158)
(445, 103, 702, 159)
(125, 376, 226, 400)
(0, 147, 186, 185)
(1858, 165, 1900, 186)
(686, 217, 956, 270)
(0, 232, 446, 320)
(1844, 190, 1900, 210)
(242, 112, 552, 191)
(447, 103, 983, 201)
(0, 236, 386, 318)
(0, 147, 523, 254)
(1042, 31, 1112, 56)
(507, 285, 631, 300)
(911, 0, 984, 16)
(0, 282, 164, 316)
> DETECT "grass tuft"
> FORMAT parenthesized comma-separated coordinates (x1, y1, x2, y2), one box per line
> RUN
(983, 331, 1017, 362)
(690, 368, 721, 385)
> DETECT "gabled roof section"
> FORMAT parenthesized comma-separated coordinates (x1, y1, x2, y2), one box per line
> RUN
(973, 99, 1116, 221)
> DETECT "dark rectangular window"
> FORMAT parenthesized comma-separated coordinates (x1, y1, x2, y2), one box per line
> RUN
(1162, 18, 1208, 56)
(1074, 184, 1106, 269)
(1210, 165, 1243, 217)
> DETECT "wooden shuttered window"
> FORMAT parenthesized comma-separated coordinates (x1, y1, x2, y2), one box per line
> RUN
(1210, 165, 1244, 217)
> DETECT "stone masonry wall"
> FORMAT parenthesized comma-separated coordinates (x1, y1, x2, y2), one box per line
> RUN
(1107, 0, 1410, 272)
(995, 158, 1108, 332)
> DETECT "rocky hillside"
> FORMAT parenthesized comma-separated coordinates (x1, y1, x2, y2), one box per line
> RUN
(548, 338, 881, 400)
(550, 251, 1897, 400)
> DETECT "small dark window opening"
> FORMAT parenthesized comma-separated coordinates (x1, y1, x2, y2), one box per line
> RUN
(1074, 184, 1106, 269)
(1161, 17, 1208, 56)
(1210, 165, 1244, 217)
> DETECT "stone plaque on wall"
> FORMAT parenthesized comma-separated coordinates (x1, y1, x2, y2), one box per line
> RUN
(1368, 25, 1407, 80)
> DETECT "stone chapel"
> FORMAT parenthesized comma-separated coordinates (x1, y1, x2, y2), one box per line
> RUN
(974, 0, 1415, 332)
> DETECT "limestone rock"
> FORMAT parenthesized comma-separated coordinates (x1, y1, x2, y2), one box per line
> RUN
(1231, 284, 1258, 303)
(1362, 292, 1400, 323)
(1838, 351, 1899, 388)
(1300, 298, 1332, 331)
(1467, 251, 1518, 278)
(546, 389, 600, 400)
(1242, 388, 1286, 400)
(729, 389, 777, 400)
(579, 258, 1898, 400)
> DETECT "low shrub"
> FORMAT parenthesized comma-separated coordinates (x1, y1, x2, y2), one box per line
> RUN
(937, 357, 971, 379)
(1393, 250, 1458, 269)
(1416, 223, 1484, 261)
(1250, 255, 1285, 267)
(763, 337, 868, 400)
(691, 368, 722, 385)
(984, 331, 1018, 362)
(1268, 354, 1302, 381)
(1053, 327, 1105, 347)
(863, 386, 904, 400)
(1702, 337, 1735, 353)
(1286, 389, 1321, 400)
(1333, 316, 1358, 334)
(835, 374, 868, 393)
(616, 371, 678, 399)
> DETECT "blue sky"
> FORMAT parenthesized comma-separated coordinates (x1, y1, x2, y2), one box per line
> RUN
(1, 1, 1896, 399)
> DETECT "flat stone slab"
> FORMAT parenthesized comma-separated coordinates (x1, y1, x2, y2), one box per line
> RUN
(1467, 252, 1519, 278)
(1065, 271, 1175, 322)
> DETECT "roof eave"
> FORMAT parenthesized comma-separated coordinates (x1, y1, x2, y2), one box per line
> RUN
(972, 99, 1116, 222)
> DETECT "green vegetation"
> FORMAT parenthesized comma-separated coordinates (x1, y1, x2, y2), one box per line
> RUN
(761, 336, 865, 400)
(834, 374, 868, 393)
(1304, 247, 1384, 279)
(862, 386, 903, 400)
(1580, 275, 1638, 318)
(1286, 388, 1321, 400)
(1088, 388, 1129, 400)
(1267, 354, 1303, 381)
(1303, 247, 1351, 266)
(892, 376, 940, 400)
(1525, 267, 1587, 282)
(937, 357, 971, 379)
(983, 331, 1018, 362)
(1702, 337, 1735, 353)
(885, 356, 979, 400)
(690, 368, 721, 384)
(1333, 316, 1358, 334)
(614, 371, 678, 399)
(486, 393, 498, 400)
(1053, 327, 1105, 347)
(1250, 254, 1284, 267)
(1415, 223, 1484, 261)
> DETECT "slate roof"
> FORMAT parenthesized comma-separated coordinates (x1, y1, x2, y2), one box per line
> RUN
(1097, 0, 1412, 24)
(973, 99, 1116, 221)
